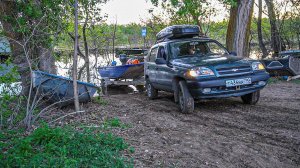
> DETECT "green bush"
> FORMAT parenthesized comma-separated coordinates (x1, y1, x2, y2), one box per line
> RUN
(103, 118, 131, 129)
(93, 96, 108, 105)
(0, 61, 24, 129)
(0, 125, 133, 168)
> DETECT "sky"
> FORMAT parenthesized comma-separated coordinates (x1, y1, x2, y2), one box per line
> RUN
(101, 0, 156, 25)
(101, 0, 293, 25)
(101, 0, 229, 25)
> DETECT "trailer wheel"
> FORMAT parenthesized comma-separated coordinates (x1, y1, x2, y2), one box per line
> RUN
(146, 79, 158, 99)
(101, 79, 107, 95)
(241, 90, 260, 105)
(178, 80, 194, 114)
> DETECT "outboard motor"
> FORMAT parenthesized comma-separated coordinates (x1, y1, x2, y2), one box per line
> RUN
(119, 54, 127, 65)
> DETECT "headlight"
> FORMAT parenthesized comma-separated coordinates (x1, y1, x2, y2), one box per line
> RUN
(188, 67, 215, 77)
(252, 62, 265, 71)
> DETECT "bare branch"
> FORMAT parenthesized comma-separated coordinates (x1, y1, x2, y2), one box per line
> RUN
(49, 110, 85, 124)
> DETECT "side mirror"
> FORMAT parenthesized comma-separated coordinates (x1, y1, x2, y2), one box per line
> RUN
(155, 58, 167, 64)
(229, 51, 237, 56)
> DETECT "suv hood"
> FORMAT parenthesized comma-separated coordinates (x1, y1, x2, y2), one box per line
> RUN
(170, 54, 251, 69)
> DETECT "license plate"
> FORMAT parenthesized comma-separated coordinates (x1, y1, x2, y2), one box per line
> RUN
(226, 78, 251, 87)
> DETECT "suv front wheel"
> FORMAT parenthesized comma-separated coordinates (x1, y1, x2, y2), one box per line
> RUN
(241, 90, 260, 105)
(146, 79, 158, 99)
(178, 81, 194, 113)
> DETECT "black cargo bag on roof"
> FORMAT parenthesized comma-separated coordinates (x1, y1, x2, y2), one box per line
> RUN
(156, 25, 200, 42)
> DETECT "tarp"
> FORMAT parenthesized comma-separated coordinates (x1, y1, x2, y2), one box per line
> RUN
(0, 64, 21, 95)
(0, 63, 14, 77)
(0, 37, 11, 54)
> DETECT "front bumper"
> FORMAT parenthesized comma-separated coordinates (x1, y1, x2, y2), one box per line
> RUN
(186, 72, 270, 99)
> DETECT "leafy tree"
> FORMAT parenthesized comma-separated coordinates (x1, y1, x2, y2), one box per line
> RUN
(0, 0, 109, 128)
(150, 0, 220, 34)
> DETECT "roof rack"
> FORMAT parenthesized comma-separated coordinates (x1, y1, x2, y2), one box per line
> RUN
(156, 25, 201, 43)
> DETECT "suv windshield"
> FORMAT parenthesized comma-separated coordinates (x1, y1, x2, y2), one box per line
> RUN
(169, 40, 228, 58)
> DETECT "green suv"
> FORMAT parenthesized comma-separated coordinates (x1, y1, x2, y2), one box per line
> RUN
(144, 25, 270, 113)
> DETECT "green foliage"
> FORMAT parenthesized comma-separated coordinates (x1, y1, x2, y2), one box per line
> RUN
(0, 125, 133, 167)
(207, 20, 228, 44)
(267, 77, 280, 84)
(221, 0, 237, 6)
(292, 79, 300, 85)
(93, 96, 108, 105)
(149, 0, 237, 33)
(11, 0, 66, 46)
(103, 118, 131, 129)
(0, 61, 24, 129)
(251, 17, 271, 43)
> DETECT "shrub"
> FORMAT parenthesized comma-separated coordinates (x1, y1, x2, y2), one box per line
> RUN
(0, 125, 133, 167)
(0, 61, 23, 129)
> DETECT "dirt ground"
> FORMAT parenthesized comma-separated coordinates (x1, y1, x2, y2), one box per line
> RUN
(50, 80, 300, 168)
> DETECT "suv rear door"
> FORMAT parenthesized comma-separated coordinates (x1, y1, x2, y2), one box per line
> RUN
(145, 47, 159, 86)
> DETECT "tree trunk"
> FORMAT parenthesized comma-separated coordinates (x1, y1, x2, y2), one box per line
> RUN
(265, 0, 281, 57)
(297, 33, 300, 50)
(226, 6, 238, 52)
(257, 0, 268, 58)
(82, 15, 90, 83)
(112, 20, 117, 62)
(226, 0, 254, 57)
(73, 0, 80, 112)
(38, 47, 57, 74)
(284, 37, 290, 50)
(234, 0, 254, 57)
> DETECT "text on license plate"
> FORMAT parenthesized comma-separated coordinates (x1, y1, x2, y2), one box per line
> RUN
(226, 78, 251, 87)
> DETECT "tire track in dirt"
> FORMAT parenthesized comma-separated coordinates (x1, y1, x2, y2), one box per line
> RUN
(51, 81, 300, 168)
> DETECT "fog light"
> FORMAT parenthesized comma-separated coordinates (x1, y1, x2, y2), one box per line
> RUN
(258, 81, 266, 86)
(203, 88, 211, 93)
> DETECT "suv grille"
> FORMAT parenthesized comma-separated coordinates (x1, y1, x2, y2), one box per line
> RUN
(216, 65, 252, 77)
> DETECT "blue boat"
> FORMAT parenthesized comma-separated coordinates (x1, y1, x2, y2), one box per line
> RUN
(97, 63, 144, 79)
(32, 70, 98, 106)
(262, 50, 300, 76)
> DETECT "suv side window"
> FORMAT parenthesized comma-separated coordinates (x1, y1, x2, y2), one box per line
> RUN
(149, 47, 158, 62)
(207, 42, 228, 55)
(157, 46, 167, 60)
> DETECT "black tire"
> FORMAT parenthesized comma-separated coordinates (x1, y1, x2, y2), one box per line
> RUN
(146, 79, 158, 99)
(241, 90, 260, 105)
(173, 81, 179, 103)
(178, 80, 194, 114)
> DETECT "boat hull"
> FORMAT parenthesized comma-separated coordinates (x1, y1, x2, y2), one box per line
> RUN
(98, 63, 144, 79)
(262, 56, 300, 76)
(32, 71, 98, 106)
